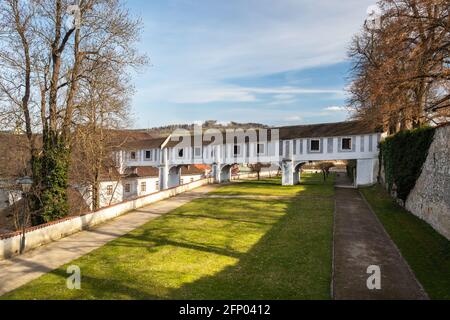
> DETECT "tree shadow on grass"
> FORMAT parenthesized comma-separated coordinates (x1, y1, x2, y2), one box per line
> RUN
(165, 194, 334, 300)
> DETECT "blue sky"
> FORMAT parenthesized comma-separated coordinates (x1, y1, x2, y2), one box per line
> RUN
(126, 0, 375, 128)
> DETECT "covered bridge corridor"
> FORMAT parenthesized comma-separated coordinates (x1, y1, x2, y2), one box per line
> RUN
(115, 121, 382, 189)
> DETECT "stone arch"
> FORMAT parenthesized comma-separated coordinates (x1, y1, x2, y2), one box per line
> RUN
(293, 162, 307, 184)
(219, 163, 238, 183)
(167, 165, 186, 188)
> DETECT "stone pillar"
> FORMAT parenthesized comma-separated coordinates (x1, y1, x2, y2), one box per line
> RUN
(293, 168, 300, 185)
(282, 160, 294, 186)
(212, 145, 224, 184)
(159, 148, 169, 190)
(212, 163, 221, 183)
(356, 158, 378, 186)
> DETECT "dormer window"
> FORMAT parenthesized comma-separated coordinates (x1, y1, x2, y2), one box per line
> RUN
(310, 139, 321, 152)
(341, 138, 352, 151)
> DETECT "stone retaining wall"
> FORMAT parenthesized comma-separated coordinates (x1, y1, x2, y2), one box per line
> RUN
(405, 125, 450, 240)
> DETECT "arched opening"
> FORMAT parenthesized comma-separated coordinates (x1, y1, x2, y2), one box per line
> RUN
(294, 162, 306, 185)
(167, 165, 185, 188)
(220, 164, 237, 183)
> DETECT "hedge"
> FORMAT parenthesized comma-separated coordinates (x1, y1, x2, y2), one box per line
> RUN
(380, 127, 435, 201)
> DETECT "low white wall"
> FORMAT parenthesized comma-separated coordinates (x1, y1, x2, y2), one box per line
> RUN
(232, 170, 279, 180)
(356, 158, 378, 186)
(0, 178, 213, 261)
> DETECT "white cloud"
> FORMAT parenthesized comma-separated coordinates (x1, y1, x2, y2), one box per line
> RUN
(324, 106, 348, 112)
(284, 115, 303, 122)
(137, 83, 344, 104)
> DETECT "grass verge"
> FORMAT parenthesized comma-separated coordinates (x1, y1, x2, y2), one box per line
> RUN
(361, 185, 450, 300)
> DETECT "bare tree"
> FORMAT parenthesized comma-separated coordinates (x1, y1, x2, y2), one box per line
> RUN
(248, 163, 271, 180)
(71, 64, 132, 210)
(0, 0, 146, 224)
(348, 0, 449, 133)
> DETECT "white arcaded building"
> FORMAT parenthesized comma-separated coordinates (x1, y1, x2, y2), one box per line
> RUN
(113, 121, 381, 190)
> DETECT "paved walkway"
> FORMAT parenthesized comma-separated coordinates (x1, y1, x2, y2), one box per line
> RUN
(0, 185, 217, 296)
(333, 187, 428, 300)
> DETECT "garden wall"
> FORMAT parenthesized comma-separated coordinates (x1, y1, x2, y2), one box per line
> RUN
(405, 125, 450, 240)
(0, 178, 213, 260)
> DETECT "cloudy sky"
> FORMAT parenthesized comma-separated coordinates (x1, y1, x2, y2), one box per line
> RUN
(126, 0, 376, 128)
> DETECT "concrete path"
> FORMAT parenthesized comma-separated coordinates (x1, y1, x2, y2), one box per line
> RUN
(0, 185, 217, 296)
(333, 187, 428, 300)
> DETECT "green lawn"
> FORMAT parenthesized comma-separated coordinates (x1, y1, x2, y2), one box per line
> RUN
(2, 173, 335, 300)
(361, 185, 450, 300)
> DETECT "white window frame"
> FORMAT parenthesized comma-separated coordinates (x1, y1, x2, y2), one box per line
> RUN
(309, 139, 321, 153)
(140, 181, 146, 192)
(130, 151, 137, 160)
(124, 183, 131, 193)
(341, 137, 353, 151)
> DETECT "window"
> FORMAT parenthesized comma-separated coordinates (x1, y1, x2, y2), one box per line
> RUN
(234, 145, 241, 156)
(155, 181, 159, 190)
(130, 151, 136, 160)
(145, 150, 152, 160)
(178, 148, 184, 158)
(124, 184, 131, 193)
(257, 143, 265, 155)
(190, 177, 194, 183)
(310, 139, 320, 152)
(106, 185, 114, 196)
(194, 147, 202, 157)
(341, 138, 352, 151)
(140, 182, 146, 192)
(180, 179, 184, 185)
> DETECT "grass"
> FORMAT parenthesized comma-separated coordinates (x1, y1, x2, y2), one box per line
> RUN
(361, 185, 450, 300)
(2, 173, 335, 300)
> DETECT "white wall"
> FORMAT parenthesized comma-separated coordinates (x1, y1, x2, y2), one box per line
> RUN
(356, 159, 378, 186)
(0, 178, 214, 261)
(99, 181, 124, 208)
(122, 133, 381, 168)
(180, 174, 203, 185)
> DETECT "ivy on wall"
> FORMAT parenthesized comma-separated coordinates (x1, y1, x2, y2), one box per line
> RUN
(380, 127, 435, 201)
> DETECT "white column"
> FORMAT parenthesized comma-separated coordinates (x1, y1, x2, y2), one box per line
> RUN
(282, 160, 294, 186)
(212, 163, 221, 183)
(356, 159, 378, 186)
(159, 148, 169, 190)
